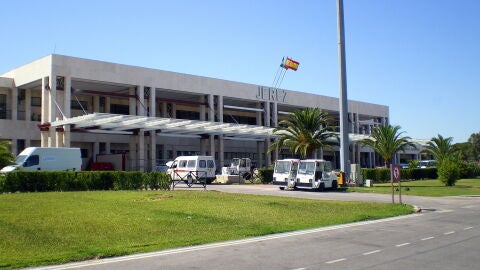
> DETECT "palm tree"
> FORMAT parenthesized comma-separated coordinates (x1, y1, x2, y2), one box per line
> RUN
(422, 134, 455, 164)
(0, 140, 14, 168)
(361, 125, 415, 168)
(269, 108, 336, 158)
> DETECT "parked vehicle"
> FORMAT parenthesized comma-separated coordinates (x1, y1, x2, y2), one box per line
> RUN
(417, 160, 437, 168)
(272, 159, 300, 190)
(221, 158, 251, 177)
(167, 156, 216, 184)
(0, 147, 82, 173)
(295, 159, 338, 191)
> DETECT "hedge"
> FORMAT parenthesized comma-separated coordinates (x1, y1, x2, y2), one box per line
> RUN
(0, 171, 171, 193)
(360, 168, 438, 183)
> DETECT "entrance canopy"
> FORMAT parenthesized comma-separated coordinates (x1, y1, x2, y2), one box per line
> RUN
(50, 113, 276, 141)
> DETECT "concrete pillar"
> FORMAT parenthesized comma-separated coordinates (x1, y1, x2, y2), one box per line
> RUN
(63, 76, 71, 147)
(209, 135, 215, 158)
(208, 94, 214, 122)
(137, 86, 145, 172)
(199, 96, 206, 121)
(355, 113, 360, 134)
(129, 87, 136, 115)
(11, 87, 18, 121)
(105, 142, 111, 154)
(172, 104, 177, 118)
(10, 139, 17, 156)
(25, 89, 31, 122)
(219, 135, 224, 168)
(93, 95, 100, 112)
(56, 130, 63, 147)
(264, 102, 271, 166)
(138, 130, 145, 172)
(129, 135, 136, 171)
(217, 95, 223, 123)
(47, 75, 57, 147)
(320, 147, 324, 159)
(350, 113, 355, 133)
(264, 101, 270, 127)
(161, 102, 167, 117)
(256, 102, 263, 126)
(272, 102, 278, 127)
(40, 77, 49, 147)
(92, 142, 100, 163)
(150, 87, 156, 171)
(105, 97, 111, 113)
(217, 95, 224, 167)
(257, 141, 263, 168)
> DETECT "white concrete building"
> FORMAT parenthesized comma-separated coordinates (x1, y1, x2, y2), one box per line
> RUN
(0, 54, 416, 171)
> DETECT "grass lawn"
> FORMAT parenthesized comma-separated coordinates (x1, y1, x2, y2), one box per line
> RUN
(0, 190, 412, 269)
(348, 177, 480, 197)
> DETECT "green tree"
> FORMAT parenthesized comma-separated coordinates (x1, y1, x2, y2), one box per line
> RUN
(422, 134, 455, 164)
(269, 108, 336, 158)
(0, 140, 14, 168)
(361, 125, 415, 168)
(468, 132, 480, 161)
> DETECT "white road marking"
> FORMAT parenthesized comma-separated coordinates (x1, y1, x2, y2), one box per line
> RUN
(325, 258, 347, 264)
(421, 236, 435, 241)
(464, 227, 473, 230)
(444, 231, 455, 235)
(363, 249, 382, 255)
(395, 242, 410, 247)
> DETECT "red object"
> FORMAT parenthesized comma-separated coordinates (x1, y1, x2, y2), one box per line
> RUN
(91, 162, 113, 171)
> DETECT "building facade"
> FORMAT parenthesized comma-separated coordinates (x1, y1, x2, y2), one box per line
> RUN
(0, 54, 414, 171)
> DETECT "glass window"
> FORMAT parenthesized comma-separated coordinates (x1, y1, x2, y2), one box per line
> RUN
(207, 160, 215, 168)
(187, 160, 196, 168)
(31, 97, 41, 107)
(0, 94, 6, 119)
(179, 160, 187, 168)
(24, 155, 39, 167)
(71, 100, 88, 111)
(199, 160, 206, 168)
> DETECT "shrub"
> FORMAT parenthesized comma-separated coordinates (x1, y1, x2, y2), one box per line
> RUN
(459, 162, 480, 179)
(437, 158, 461, 186)
(257, 168, 273, 183)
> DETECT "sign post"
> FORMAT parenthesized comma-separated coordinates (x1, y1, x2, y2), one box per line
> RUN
(390, 164, 401, 204)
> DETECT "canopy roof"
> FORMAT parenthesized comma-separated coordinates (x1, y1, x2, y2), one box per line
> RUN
(49, 113, 429, 145)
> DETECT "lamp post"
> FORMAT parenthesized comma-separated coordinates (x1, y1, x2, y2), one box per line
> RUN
(337, 0, 350, 176)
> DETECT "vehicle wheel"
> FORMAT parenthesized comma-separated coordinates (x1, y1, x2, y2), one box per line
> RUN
(332, 180, 338, 190)
(279, 187, 285, 190)
(317, 183, 325, 192)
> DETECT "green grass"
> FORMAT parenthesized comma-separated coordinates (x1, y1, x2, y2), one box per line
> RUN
(0, 191, 412, 269)
(348, 177, 480, 197)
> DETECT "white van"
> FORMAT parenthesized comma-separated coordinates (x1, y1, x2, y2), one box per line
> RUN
(272, 159, 300, 190)
(295, 159, 338, 191)
(0, 147, 82, 173)
(167, 156, 216, 184)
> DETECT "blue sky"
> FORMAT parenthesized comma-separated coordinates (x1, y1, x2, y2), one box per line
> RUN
(1, 0, 478, 143)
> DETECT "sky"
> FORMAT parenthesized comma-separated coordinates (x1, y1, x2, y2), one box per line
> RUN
(1, 0, 478, 143)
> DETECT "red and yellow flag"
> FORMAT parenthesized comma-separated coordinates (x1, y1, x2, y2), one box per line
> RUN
(283, 57, 300, 71)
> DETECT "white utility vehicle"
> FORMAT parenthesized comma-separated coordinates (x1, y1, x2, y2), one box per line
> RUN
(272, 159, 300, 190)
(167, 156, 216, 184)
(295, 159, 338, 191)
(1, 147, 82, 173)
(221, 158, 251, 177)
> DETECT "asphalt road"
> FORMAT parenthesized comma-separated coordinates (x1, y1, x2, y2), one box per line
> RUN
(35, 185, 480, 270)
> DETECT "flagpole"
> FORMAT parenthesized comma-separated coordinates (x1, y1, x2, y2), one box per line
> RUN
(337, 0, 350, 180)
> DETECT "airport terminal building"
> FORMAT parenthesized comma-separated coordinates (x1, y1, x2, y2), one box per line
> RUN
(0, 54, 420, 171)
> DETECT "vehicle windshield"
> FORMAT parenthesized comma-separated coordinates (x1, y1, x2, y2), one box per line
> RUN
(274, 161, 292, 173)
(231, 158, 239, 166)
(298, 162, 316, 175)
(14, 155, 28, 165)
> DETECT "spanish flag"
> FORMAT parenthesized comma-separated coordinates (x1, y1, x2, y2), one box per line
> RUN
(283, 57, 300, 71)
